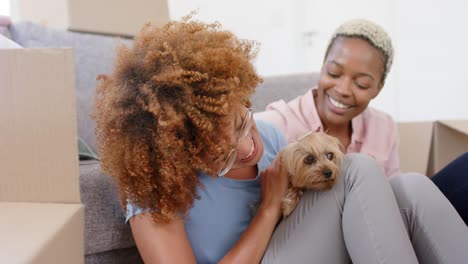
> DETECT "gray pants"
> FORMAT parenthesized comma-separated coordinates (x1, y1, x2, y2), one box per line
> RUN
(262, 153, 468, 264)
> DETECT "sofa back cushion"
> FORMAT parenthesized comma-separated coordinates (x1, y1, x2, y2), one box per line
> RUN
(251, 73, 319, 112)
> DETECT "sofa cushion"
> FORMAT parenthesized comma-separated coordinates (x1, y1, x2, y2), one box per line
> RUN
(251, 73, 319, 112)
(85, 247, 143, 264)
(79, 160, 135, 255)
(9, 22, 132, 154)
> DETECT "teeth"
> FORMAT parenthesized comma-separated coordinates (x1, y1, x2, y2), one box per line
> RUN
(245, 138, 255, 159)
(329, 96, 351, 109)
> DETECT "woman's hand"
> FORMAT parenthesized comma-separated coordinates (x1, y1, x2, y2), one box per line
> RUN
(259, 153, 289, 220)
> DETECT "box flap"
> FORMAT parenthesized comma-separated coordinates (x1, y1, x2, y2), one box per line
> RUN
(430, 120, 468, 175)
(0, 49, 80, 203)
(437, 120, 468, 135)
(398, 122, 433, 175)
(68, 0, 170, 36)
(15, 0, 69, 28)
(0, 202, 84, 264)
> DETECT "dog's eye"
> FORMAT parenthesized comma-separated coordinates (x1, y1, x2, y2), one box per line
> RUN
(303, 154, 316, 165)
(326, 152, 334, 160)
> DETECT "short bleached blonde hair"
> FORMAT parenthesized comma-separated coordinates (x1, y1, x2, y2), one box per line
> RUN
(324, 19, 394, 83)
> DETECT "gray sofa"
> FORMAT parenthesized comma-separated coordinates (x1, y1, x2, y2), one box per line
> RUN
(7, 22, 319, 263)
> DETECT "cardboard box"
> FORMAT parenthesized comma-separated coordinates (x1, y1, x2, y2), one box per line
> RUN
(428, 121, 468, 175)
(14, 0, 170, 37)
(0, 48, 84, 263)
(0, 203, 84, 264)
(398, 121, 433, 176)
(398, 120, 468, 176)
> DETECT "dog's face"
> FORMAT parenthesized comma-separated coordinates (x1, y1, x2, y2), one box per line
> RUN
(282, 132, 344, 191)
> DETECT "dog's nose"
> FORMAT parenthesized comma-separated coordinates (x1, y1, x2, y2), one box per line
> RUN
(323, 170, 332, 179)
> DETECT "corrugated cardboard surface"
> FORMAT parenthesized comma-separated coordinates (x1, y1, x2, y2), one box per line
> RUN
(429, 120, 468, 175)
(68, 0, 170, 36)
(0, 203, 84, 264)
(0, 49, 80, 204)
(14, 0, 170, 36)
(15, 0, 69, 29)
(398, 120, 468, 176)
(398, 122, 433, 175)
(0, 48, 83, 263)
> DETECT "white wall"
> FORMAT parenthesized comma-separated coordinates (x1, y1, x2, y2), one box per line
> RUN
(395, 0, 468, 121)
(168, 0, 300, 76)
(168, 0, 468, 122)
(0, 0, 10, 16)
(168, 0, 400, 117)
(4, 0, 466, 122)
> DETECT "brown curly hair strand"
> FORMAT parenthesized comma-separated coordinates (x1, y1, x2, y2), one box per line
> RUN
(92, 19, 262, 223)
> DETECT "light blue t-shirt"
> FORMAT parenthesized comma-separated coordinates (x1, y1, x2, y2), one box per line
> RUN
(126, 120, 287, 263)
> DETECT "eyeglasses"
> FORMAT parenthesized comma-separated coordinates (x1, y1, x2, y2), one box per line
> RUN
(217, 108, 253, 177)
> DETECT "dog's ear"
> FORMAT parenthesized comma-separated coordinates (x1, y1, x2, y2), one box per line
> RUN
(281, 143, 303, 176)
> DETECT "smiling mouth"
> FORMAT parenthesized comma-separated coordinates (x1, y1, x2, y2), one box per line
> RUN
(240, 137, 257, 162)
(328, 95, 352, 109)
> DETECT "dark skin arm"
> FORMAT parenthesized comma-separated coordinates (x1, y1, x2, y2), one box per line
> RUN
(130, 156, 288, 264)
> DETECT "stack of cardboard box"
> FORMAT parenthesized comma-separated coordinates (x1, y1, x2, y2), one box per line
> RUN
(0, 48, 84, 263)
(13, 0, 170, 37)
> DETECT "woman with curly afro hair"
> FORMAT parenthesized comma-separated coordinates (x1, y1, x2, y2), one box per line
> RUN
(93, 18, 468, 264)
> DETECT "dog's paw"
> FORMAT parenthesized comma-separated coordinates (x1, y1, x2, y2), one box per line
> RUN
(281, 199, 295, 217)
(281, 188, 302, 217)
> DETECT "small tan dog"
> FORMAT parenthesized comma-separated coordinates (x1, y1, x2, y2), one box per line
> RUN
(280, 132, 344, 217)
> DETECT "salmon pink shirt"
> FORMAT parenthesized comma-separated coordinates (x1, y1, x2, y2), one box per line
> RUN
(254, 88, 400, 178)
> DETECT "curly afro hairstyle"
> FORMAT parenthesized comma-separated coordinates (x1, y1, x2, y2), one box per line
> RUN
(93, 18, 261, 223)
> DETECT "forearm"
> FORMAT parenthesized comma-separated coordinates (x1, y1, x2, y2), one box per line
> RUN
(219, 206, 281, 264)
